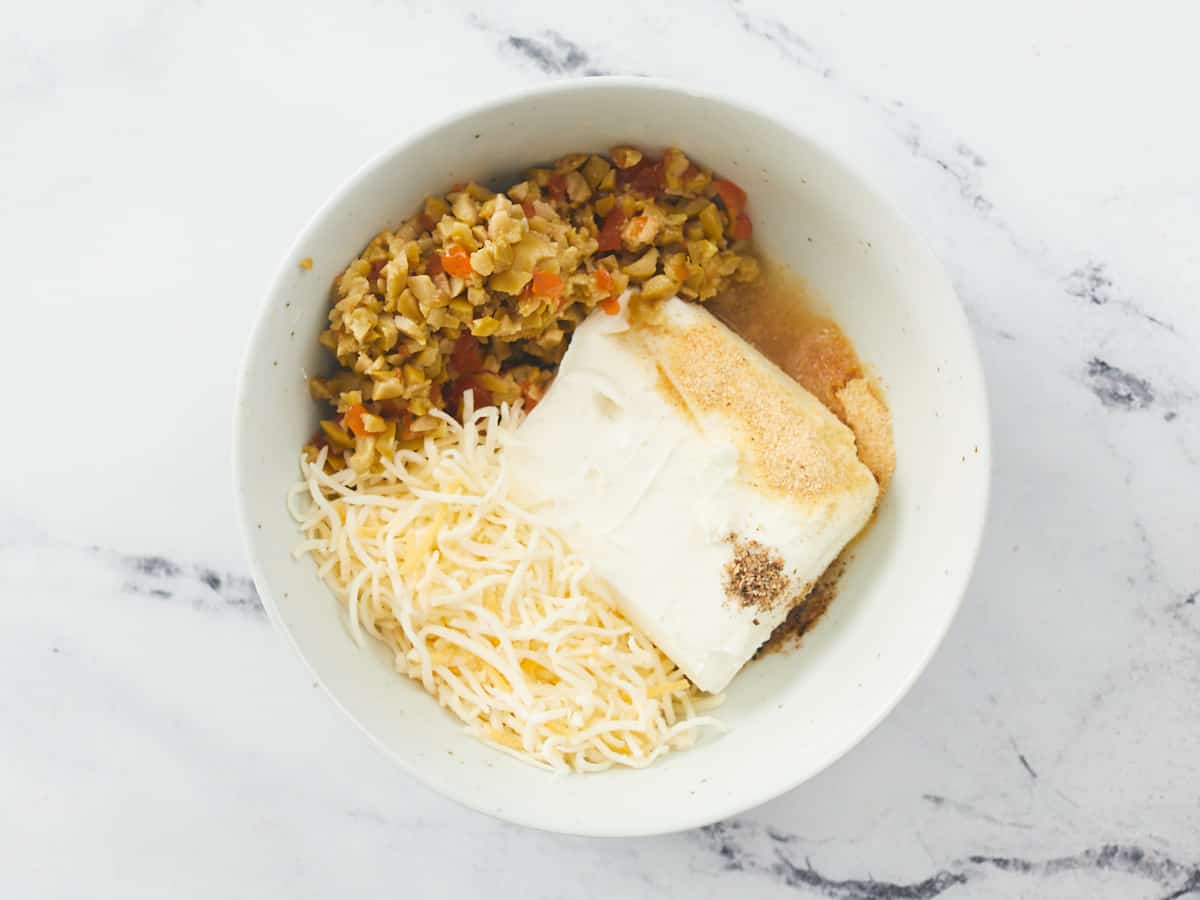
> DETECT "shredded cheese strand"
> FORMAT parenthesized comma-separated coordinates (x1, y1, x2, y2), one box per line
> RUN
(291, 402, 724, 772)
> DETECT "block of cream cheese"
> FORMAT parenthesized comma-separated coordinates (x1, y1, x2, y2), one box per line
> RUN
(506, 297, 879, 693)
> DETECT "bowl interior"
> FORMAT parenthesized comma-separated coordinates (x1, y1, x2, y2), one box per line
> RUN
(234, 80, 989, 836)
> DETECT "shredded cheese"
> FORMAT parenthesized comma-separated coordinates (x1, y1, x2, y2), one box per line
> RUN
(290, 399, 724, 772)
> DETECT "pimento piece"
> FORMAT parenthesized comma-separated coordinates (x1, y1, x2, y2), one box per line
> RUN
(599, 297, 622, 315)
(426, 253, 444, 276)
(376, 399, 407, 420)
(593, 267, 614, 295)
(521, 379, 546, 410)
(398, 413, 419, 441)
(617, 154, 659, 188)
(344, 404, 370, 437)
(548, 173, 567, 201)
(464, 378, 493, 411)
(441, 243, 473, 278)
(445, 375, 493, 417)
(531, 271, 564, 300)
(631, 160, 664, 194)
(596, 207, 627, 252)
(713, 178, 747, 217)
(712, 178, 751, 240)
(521, 200, 536, 219)
(444, 380, 465, 417)
(451, 333, 484, 375)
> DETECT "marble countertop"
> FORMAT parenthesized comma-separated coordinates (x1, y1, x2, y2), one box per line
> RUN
(4, 1, 1198, 897)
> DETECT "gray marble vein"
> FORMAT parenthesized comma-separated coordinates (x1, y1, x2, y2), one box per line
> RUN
(888, 116, 994, 214)
(725, 0, 1188, 355)
(1065, 262, 1175, 332)
(696, 820, 1200, 899)
(118, 552, 263, 615)
(502, 31, 610, 77)
(729, 0, 834, 78)
(466, 15, 619, 78)
(1085, 358, 1157, 411)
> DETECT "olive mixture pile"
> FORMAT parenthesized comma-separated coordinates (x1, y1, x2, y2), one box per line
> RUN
(306, 146, 759, 473)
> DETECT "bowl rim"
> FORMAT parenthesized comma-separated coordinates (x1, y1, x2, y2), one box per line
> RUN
(232, 75, 992, 836)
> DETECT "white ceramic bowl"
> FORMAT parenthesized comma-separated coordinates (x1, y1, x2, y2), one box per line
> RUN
(234, 78, 989, 836)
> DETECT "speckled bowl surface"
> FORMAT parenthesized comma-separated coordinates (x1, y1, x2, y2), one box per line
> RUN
(233, 77, 990, 836)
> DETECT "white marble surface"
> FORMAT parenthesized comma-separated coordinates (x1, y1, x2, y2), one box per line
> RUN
(3, 1, 1199, 896)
